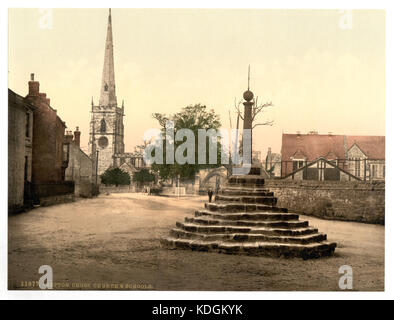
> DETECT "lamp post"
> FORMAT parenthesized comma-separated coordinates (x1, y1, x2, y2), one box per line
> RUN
(176, 174, 180, 197)
(95, 150, 99, 188)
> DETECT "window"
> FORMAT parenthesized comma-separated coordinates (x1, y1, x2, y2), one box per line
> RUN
(371, 164, 378, 178)
(355, 159, 360, 177)
(100, 118, 106, 133)
(25, 112, 30, 138)
(293, 160, 304, 171)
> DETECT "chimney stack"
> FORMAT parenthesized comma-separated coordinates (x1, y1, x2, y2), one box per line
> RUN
(64, 130, 74, 143)
(73, 127, 81, 147)
(28, 73, 39, 96)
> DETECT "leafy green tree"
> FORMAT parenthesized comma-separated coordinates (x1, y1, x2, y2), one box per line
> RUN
(151, 104, 224, 180)
(100, 168, 130, 186)
(133, 168, 155, 186)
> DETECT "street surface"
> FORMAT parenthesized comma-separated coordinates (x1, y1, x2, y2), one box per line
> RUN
(8, 193, 384, 291)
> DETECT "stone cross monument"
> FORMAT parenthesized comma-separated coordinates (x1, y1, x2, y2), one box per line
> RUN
(242, 66, 258, 174)
(242, 65, 254, 133)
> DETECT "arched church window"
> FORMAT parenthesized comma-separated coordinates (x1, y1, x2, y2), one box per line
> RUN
(104, 83, 108, 91)
(100, 118, 106, 133)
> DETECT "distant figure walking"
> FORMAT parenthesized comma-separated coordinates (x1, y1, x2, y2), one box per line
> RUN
(208, 189, 214, 203)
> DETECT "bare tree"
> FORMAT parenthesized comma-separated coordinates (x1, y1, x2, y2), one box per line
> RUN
(234, 96, 274, 129)
(231, 96, 274, 169)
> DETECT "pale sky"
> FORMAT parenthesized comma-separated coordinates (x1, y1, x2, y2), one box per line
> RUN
(8, 9, 385, 156)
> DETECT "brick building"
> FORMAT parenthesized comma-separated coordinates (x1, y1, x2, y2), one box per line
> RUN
(281, 132, 385, 181)
(346, 136, 385, 180)
(25, 74, 68, 183)
(24, 74, 75, 205)
(8, 89, 35, 212)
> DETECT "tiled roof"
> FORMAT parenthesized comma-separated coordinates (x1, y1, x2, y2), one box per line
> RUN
(347, 136, 385, 159)
(281, 133, 385, 161)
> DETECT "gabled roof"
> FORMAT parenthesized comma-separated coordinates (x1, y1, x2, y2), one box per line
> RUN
(119, 162, 137, 174)
(281, 133, 385, 161)
(282, 133, 346, 161)
(8, 88, 36, 111)
(292, 149, 307, 159)
(325, 151, 339, 160)
(347, 136, 385, 159)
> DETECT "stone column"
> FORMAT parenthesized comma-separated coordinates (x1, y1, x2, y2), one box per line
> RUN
(243, 99, 254, 149)
(242, 90, 254, 170)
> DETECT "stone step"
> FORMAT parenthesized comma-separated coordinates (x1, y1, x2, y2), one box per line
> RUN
(220, 189, 274, 197)
(205, 202, 288, 213)
(195, 210, 299, 221)
(160, 237, 337, 259)
(176, 222, 320, 238)
(215, 194, 277, 205)
(185, 216, 310, 230)
(170, 228, 326, 244)
(228, 175, 265, 187)
(223, 186, 270, 192)
(177, 221, 319, 237)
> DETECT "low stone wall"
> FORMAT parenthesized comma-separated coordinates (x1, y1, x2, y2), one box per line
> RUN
(32, 181, 75, 207)
(264, 180, 385, 224)
(34, 181, 75, 197)
(76, 181, 97, 198)
(39, 194, 75, 207)
(100, 185, 133, 193)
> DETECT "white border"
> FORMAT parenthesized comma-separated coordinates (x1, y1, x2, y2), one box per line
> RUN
(1, 0, 393, 300)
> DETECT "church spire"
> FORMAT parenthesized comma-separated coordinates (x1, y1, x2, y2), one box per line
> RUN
(99, 8, 117, 107)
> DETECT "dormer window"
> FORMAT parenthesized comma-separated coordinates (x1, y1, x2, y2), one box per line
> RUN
(293, 159, 305, 171)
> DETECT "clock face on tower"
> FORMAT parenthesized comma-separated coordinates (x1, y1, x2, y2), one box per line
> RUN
(98, 136, 109, 148)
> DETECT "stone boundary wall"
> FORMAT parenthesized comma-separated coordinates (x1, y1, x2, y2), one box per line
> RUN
(264, 180, 385, 224)
(100, 185, 133, 193)
(39, 194, 75, 207)
(99, 185, 198, 195)
(34, 181, 75, 197)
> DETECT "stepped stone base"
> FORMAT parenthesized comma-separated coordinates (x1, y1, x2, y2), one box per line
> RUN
(161, 173, 337, 259)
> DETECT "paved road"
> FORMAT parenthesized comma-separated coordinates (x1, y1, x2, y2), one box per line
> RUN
(8, 193, 384, 291)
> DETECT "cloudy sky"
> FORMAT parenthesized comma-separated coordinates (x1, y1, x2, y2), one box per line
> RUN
(8, 9, 385, 156)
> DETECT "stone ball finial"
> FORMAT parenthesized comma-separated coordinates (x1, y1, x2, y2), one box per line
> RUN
(243, 89, 254, 102)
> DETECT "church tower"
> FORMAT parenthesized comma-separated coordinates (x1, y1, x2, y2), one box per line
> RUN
(89, 9, 125, 175)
